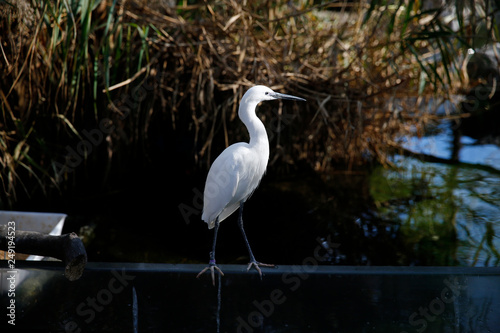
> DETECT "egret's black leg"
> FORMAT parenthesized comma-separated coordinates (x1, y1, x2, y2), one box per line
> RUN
(238, 202, 274, 278)
(197, 217, 224, 285)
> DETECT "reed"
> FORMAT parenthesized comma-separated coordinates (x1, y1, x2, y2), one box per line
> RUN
(0, 0, 498, 207)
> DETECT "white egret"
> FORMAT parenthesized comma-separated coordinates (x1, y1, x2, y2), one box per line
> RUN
(197, 85, 306, 284)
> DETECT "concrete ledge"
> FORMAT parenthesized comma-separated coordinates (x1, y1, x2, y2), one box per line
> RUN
(2, 262, 500, 332)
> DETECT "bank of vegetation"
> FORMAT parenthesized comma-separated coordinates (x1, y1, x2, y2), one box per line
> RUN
(1, 0, 498, 207)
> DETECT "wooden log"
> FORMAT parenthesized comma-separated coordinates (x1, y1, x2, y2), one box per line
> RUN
(0, 226, 87, 281)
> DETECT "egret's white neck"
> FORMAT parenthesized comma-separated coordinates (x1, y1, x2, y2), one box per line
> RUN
(239, 101, 269, 152)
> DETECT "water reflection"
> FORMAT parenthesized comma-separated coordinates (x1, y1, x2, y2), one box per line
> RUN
(371, 118, 500, 266)
(401, 119, 500, 169)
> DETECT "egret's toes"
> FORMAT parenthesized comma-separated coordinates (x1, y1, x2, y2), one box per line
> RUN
(197, 263, 224, 286)
(246, 261, 275, 279)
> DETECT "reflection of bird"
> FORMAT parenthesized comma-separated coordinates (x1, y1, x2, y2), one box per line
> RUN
(197, 85, 306, 285)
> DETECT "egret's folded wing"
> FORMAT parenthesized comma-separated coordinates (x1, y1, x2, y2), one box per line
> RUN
(202, 144, 249, 228)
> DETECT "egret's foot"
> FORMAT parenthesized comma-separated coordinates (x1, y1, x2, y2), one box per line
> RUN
(246, 261, 275, 279)
(197, 260, 224, 286)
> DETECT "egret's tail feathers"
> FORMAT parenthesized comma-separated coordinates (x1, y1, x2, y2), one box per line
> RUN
(207, 219, 215, 229)
(203, 202, 240, 229)
(202, 211, 215, 229)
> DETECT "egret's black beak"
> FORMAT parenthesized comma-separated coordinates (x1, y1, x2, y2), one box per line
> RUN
(271, 92, 306, 102)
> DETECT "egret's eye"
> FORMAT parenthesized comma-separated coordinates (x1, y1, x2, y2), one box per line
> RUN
(265, 92, 269, 95)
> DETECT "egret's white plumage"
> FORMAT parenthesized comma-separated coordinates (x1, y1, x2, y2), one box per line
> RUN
(202, 86, 272, 227)
(197, 85, 305, 284)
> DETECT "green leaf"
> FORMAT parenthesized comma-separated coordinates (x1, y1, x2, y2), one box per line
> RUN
(56, 114, 82, 140)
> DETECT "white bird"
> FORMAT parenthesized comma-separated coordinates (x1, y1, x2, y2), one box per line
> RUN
(197, 85, 306, 284)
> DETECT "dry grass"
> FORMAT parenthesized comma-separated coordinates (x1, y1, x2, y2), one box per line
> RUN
(0, 0, 497, 206)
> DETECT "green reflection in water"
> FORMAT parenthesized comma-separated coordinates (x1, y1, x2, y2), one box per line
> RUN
(370, 157, 500, 266)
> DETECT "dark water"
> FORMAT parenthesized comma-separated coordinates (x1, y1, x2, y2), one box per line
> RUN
(63, 114, 500, 268)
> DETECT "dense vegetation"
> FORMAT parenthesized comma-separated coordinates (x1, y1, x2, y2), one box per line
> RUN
(1, 0, 499, 209)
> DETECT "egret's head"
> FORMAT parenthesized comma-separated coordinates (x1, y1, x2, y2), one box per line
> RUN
(242, 85, 306, 104)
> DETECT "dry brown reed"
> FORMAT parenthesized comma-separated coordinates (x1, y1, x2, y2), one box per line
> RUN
(0, 0, 495, 206)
